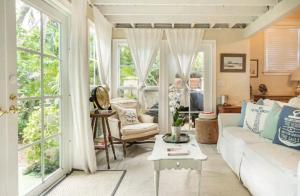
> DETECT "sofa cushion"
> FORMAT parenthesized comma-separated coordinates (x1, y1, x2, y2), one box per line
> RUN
(121, 123, 158, 136)
(244, 142, 300, 178)
(243, 102, 271, 134)
(223, 126, 266, 145)
(238, 100, 247, 127)
(261, 102, 281, 140)
(273, 105, 300, 150)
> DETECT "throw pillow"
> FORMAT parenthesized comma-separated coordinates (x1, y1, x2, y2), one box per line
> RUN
(116, 106, 140, 126)
(238, 99, 264, 127)
(261, 103, 281, 140)
(243, 102, 271, 134)
(238, 100, 247, 127)
(256, 98, 264, 105)
(273, 105, 300, 150)
(288, 96, 300, 109)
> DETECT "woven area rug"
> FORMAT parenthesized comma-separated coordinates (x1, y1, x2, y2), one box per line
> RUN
(46, 170, 126, 196)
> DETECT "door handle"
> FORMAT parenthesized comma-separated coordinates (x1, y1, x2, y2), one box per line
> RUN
(8, 105, 18, 114)
(0, 107, 8, 118)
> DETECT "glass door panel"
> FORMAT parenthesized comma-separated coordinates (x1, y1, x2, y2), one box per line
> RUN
(16, 0, 65, 195)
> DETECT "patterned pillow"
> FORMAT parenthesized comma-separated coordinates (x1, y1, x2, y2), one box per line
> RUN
(116, 106, 140, 126)
(243, 102, 271, 134)
(273, 106, 300, 150)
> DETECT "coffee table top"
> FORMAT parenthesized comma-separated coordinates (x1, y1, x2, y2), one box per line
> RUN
(148, 134, 208, 161)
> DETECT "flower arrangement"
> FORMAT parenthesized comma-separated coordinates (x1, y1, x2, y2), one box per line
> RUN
(169, 91, 184, 127)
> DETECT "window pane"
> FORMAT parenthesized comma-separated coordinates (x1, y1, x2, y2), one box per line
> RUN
(44, 14, 60, 57)
(44, 57, 60, 96)
(119, 88, 138, 99)
(44, 137, 60, 178)
(146, 53, 160, 86)
(18, 99, 42, 148)
(44, 99, 60, 138)
(16, 0, 41, 51)
(120, 45, 137, 86)
(17, 51, 41, 98)
(144, 89, 159, 110)
(18, 144, 42, 195)
(190, 52, 204, 90)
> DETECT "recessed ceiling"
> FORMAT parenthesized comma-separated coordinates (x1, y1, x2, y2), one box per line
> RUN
(91, 0, 293, 29)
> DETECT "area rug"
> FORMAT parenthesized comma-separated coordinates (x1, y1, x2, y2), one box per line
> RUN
(46, 170, 126, 196)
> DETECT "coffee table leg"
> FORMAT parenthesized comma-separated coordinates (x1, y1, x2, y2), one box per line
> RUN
(154, 170, 160, 196)
(197, 170, 201, 196)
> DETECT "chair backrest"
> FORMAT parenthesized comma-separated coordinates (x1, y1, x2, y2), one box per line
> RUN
(110, 98, 138, 110)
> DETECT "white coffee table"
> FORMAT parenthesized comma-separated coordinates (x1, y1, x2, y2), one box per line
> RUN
(148, 134, 207, 196)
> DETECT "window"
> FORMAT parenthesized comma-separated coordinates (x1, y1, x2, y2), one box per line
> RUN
(88, 25, 100, 89)
(16, 0, 67, 194)
(115, 40, 160, 112)
(265, 28, 300, 73)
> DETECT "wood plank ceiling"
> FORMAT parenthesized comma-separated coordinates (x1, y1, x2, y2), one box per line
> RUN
(92, 0, 281, 29)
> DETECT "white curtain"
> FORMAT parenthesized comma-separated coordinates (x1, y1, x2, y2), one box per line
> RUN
(69, 0, 97, 173)
(93, 7, 112, 87)
(165, 29, 204, 105)
(126, 29, 163, 109)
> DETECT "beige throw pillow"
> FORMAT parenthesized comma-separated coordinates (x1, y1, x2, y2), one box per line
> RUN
(116, 107, 140, 126)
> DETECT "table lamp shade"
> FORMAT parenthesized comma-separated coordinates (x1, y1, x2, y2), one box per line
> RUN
(290, 68, 300, 81)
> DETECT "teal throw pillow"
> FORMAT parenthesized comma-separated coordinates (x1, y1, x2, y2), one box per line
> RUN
(238, 100, 247, 127)
(261, 103, 281, 140)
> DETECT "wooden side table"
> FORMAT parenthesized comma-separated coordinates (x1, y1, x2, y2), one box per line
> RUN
(90, 110, 117, 169)
(217, 105, 241, 113)
(195, 118, 218, 144)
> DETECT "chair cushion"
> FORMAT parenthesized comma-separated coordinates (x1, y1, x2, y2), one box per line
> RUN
(121, 123, 158, 136)
(115, 106, 140, 126)
(244, 142, 300, 178)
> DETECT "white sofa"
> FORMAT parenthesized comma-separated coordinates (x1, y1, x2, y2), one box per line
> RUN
(218, 113, 300, 196)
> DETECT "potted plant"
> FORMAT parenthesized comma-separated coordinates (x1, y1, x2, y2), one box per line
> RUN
(169, 91, 184, 141)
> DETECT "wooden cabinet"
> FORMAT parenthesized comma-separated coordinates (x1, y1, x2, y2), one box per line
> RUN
(253, 95, 293, 103)
(195, 118, 218, 144)
(217, 105, 241, 113)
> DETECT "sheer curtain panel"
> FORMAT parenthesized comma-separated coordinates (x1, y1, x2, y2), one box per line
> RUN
(69, 0, 97, 173)
(93, 7, 112, 86)
(165, 29, 204, 106)
(126, 29, 163, 109)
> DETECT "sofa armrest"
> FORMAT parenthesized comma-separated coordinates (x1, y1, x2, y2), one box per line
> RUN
(218, 113, 241, 134)
(108, 116, 121, 139)
(139, 114, 154, 123)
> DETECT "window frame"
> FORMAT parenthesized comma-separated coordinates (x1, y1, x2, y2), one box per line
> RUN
(112, 39, 160, 112)
(15, 0, 71, 195)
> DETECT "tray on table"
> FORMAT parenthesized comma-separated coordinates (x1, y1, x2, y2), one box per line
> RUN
(162, 133, 190, 143)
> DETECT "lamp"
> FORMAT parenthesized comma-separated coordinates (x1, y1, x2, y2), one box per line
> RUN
(290, 69, 300, 95)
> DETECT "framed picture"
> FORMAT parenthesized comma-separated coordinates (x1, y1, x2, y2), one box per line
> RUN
(220, 53, 246, 72)
(250, 59, 259, 78)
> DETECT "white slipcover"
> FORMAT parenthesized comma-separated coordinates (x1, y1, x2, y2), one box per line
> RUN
(218, 113, 300, 196)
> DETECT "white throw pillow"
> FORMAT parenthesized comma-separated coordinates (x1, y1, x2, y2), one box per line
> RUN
(288, 96, 300, 109)
(116, 106, 140, 126)
(263, 99, 287, 107)
(243, 102, 271, 134)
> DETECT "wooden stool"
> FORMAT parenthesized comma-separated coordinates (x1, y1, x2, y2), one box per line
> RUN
(195, 118, 218, 144)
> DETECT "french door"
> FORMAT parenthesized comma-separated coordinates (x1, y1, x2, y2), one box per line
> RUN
(15, 0, 70, 195)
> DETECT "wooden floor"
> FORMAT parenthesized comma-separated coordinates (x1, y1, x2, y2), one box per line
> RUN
(96, 138, 251, 196)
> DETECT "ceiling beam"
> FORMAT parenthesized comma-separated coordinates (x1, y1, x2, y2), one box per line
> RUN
(243, 0, 300, 37)
(106, 15, 256, 24)
(98, 5, 267, 16)
(92, 0, 277, 6)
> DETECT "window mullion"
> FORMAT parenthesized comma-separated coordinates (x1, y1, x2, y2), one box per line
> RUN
(40, 12, 45, 182)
